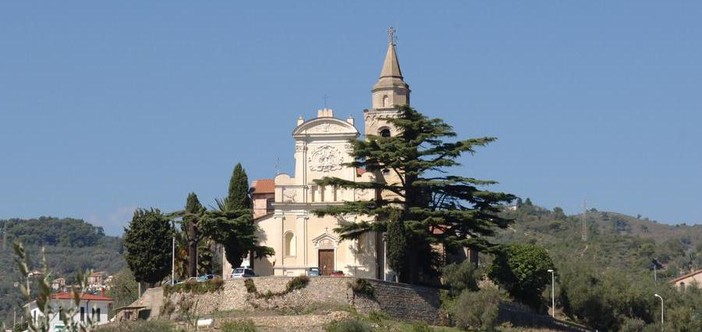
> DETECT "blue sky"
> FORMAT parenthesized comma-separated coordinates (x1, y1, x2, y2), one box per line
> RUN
(1, 1, 700, 236)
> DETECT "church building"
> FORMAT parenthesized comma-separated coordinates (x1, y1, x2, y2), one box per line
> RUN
(225, 30, 412, 280)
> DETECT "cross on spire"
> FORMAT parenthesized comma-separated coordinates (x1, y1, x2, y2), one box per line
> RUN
(387, 26, 396, 45)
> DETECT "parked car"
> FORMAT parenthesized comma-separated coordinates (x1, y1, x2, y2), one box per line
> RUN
(196, 274, 219, 282)
(231, 267, 256, 278)
(307, 267, 320, 276)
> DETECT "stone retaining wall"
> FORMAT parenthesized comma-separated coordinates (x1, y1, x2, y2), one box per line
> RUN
(160, 276, 442, 324)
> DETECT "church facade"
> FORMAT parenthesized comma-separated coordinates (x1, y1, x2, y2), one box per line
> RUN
(224, 32, 412, 280)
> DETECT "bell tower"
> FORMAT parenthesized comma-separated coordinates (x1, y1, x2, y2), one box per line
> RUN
(364, 27, 411, 138)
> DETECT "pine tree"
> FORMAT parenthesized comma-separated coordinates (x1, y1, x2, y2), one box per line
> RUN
(123, 208, 172, 286)
(315, 106, 514, 284)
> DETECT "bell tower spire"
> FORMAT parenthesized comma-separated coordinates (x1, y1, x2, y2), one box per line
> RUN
(365, 27, 411, 137)
(371, 27, 410, 110)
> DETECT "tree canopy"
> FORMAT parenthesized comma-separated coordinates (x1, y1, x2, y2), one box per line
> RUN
(315, 106, 514, 283)
(487, 243, 554, 309)
(123, 208, 172, 286)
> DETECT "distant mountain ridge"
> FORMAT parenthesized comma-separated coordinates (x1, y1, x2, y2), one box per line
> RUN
(0, 217, 126, 328)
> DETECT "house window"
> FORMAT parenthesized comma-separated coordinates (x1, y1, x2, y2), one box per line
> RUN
(382, 95, 389, 107)
(285, 232, 296, 256)
(80, 307, 85, 322)
(266, 198, 274, 213)
(379, 128, 391, 138)
(96, 308, 101, 322)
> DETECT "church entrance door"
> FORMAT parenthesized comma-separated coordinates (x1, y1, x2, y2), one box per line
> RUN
(318, 249, 334, 275)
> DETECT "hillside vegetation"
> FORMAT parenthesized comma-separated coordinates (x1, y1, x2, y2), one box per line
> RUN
(492, 200, 702, 330)
(0, 217, 126, 328)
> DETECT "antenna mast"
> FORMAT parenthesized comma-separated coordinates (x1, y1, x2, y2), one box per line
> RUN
(581, 200, 588, 241)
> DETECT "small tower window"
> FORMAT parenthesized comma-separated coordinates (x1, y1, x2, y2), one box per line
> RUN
(382, 95, 389, 107)
(379, 128, 391, 137)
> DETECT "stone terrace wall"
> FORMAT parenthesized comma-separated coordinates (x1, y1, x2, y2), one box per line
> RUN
(366, 279, 441, 324)
(160, 277, 442, 324)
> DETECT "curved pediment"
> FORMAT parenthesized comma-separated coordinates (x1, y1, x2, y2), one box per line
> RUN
(293, 117, 359, 138)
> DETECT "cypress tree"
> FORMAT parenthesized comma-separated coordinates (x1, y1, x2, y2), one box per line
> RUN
(184, 193, 206, 277)
(225, 163, 251, 211)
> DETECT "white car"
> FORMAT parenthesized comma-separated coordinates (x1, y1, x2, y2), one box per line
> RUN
(231, 267, 256, 278)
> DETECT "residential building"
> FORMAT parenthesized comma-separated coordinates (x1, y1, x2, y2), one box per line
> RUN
(25, 292, 113, 332)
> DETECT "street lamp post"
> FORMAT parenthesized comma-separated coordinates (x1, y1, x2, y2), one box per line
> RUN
(654, 293, 664, 326)
(547, 269, 555, 318)
(171, 220, 176, 286)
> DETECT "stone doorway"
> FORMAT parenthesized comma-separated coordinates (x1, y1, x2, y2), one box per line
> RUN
(318, 249, 334, 275)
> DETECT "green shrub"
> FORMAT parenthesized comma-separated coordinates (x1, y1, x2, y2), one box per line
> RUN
(324, 319, 372, 332)
(95, 320, 175, 332)
(442, 260, 481, 295)
(166, 278, 224, 295)
(410, 322, 432, 332)
(221, 319, 257, 332)
(286, 275, 310, 292)
(244, 278, 257, 293)
(367, 310, 388, 323)
(450, 288, 501, 331)
(348, 279, 375, 299)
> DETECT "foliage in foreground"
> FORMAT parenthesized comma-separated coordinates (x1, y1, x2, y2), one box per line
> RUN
(449, 288, 501, 331)
(324, 318, 372, 332)
(13, 242, 95, 332)
(221, 319, 257, 332)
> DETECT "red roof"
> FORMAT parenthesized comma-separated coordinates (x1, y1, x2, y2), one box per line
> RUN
(50, 292, 114, 302)
(252, 179, 275, 194)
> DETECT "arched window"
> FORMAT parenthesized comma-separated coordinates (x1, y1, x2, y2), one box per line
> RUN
(285, 232, 296, 256)
(382, 95, 389, 107)
(379, 128, 391, 138)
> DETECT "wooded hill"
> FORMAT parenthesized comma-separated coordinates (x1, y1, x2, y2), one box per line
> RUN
(0, 217, 126, 328)
(497, 200, 702, 281)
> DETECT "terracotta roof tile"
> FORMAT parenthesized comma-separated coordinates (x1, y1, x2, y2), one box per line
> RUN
(50, 292, 114, 301)
(252, 179, 275, 194)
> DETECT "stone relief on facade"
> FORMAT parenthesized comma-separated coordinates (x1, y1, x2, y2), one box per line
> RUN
(282, 189, 297, 203)
(308, 145, 344, 172)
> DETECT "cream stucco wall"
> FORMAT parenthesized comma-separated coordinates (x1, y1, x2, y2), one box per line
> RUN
(252, 110, 384, 279)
